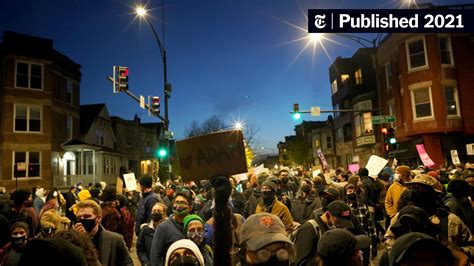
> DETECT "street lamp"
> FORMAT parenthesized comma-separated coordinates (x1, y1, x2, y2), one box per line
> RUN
(135, 5, 171, 131)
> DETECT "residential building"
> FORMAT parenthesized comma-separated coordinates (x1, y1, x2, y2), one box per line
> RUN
(378, 30, 474, 167)
(329, 48, 380, 167)
(0, 31, 81, 191)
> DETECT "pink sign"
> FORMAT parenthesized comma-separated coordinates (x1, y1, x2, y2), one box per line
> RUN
(348, 164, 360, 174)
(316, 149, 329, 169)
(416, 144, 435, 167)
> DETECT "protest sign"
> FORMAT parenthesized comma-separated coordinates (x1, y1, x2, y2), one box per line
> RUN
(116, 177, 123, 194)
(123, 173, 137, 191)
(467, 144, 474, 156)
(348, 163, 360, 174)
(365, 155, 388, 177)
(253, 164, 264, 176)
(416, 144, 435, 167)
(176, 130, 247, 182)
(451, 150, 461, 165)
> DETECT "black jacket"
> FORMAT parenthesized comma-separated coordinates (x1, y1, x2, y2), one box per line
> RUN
(137, 223, 155, 266)
(135, 191, 161, 235)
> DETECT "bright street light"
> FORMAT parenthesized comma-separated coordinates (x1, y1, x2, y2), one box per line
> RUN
(136, 6, 147, 16)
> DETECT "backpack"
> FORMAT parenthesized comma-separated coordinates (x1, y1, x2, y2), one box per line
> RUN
(289, 218, 321, 243)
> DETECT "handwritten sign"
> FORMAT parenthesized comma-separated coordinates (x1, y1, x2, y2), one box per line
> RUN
(176, 130, 248, 182)
(451, 150, 461, 165)
(365, 155, 388, 178)
(416, 144, 435, 167)
(467, 144, 474, 156)
(348, 163, 360, 174)
(316, 149, 329, 169)
(123, 173, 137, 191)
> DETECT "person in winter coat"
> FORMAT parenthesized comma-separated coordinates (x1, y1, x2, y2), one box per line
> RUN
(385, 165, 412, 218)
(291, 178, 321, 224)
(444, 179, 474, 233)
(256, 180, 294, 233)
(135, 176, 163, 235)
(0, 222, 30, 266)
(137, 202, 167, 266)
(164, 239, 205, 266)
(245, 172, 268, 217)
(183, 214, 213, 266)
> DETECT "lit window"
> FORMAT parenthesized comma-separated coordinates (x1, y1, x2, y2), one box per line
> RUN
(406, 38, 428, 70)
(438, 36, 454, 65)
(444, 86, 460, 116)
(331, 79, 338, 95)
(13, 151, 41, 179)
(15, 61, 43, 89)
(14, 105, 41, 132)
(341, 74, 350, 85)
(355, 69, 362, 85)
(411, 87, 433, 119)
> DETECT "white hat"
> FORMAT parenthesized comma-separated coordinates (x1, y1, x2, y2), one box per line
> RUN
(164, 239, 204, 266)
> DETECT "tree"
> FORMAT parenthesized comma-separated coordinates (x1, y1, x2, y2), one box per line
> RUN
(286, 137, 312, 167)
(184, 120, 202, 137)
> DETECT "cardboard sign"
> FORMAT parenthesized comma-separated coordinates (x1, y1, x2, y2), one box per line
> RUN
(467, 144, 474, 156)
(123, 173, 137, 191)
(416, 144, 435, 167)
(451, 150, 461, 165)
(116, 177, 123, 194)
(176, 130, 248, 182)
(348, 163, 360, 174)
(365, 155, 388, 178)
(233, 173, 248, 183)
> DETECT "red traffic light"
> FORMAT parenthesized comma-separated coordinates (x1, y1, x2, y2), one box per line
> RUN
(381, 127, 388, 135)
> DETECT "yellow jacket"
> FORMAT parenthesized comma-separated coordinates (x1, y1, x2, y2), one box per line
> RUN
(384, 182, 407, 218)
(256, 198, 294, 233)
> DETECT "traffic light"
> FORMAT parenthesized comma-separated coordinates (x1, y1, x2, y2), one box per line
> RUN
(293, 103, 301, 120)
(117, 66, 129, 91)
(387, 127, 397, 150)
(382, 127, 389, 151)
(157, 140, 168, 159)
(151, 96, 160, 115)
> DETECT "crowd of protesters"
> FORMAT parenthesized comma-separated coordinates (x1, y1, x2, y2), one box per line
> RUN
(1, 162, 474, 265)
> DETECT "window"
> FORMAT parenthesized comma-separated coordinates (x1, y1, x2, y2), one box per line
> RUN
(14, 105, 41, 132)
(406, 38, 428, 70)
(411, 87, 433, 119)
(385, 63, 393, 89)
(341, 74, 350, 85)
(66, 80, 73, 104)
(354, 112, 373, 137)
(438, 36, 454, 65)
(331, 79, 338, 95)
(96, 128, 104, 145)
(13, 151, 41, 179)
(67, 116, 73, 139)
(326, 136, 332, 149)
(15, 61, 43, 89)
(355, 69, 362, 85)
(333, 104, 339, 118)
(444, 86, 460, 116)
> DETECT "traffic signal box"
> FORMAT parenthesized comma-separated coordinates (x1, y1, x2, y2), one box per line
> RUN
(117, 66, 129, 91)
(382, 127, 397, 151)
(293, 103, 301, 120)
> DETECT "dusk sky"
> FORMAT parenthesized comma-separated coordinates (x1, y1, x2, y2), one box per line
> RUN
(2, 0, 471, 154)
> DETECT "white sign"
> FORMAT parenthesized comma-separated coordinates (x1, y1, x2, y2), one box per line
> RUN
(253, 164, 264, 176)
(467, 144, 474, 155)
(365, 155, 388, 178)
(123, 173, 137, 191)
(451, 150, 461, 165)
(312, 170, 321, 178)
(311, 107, 321, 116)
(233, 173, 248, 183)
(140, 95, 145, 109)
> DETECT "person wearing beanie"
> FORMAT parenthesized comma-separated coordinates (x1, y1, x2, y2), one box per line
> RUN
(0, 222, 30, 266)
(183, 214, 213, 266)
(385, 166, 412, 218)
(4, 189, 37, 238)
(244, 173, 268, 217)
(164, 239, 205, 266)
(100, 185, 122, 238)
(256, 180, 294, 233)
(72, 189, 92, 216)
(136, 175, 163, 236)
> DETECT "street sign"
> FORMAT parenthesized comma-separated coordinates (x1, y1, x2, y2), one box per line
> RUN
(165, 131, 174, 139)
(311, 107, 321, 116)
(372, 115, 396, 124)
(140, 95, 145, 109)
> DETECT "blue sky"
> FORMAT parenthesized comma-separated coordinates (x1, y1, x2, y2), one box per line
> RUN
(2, 0, 471, 153)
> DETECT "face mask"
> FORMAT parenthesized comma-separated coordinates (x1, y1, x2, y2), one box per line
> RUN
(262, 191, 276, 205)
(187, 231, 205, 245)
(280, 177, 289, 184)
(173, 204, 189, 216)
(170, 255, 199, 266)
(80, 218, 97, 232)
(347, 193, 357, 201)
(12, 235, 26, 248)
(253, 255, 289, 266)
(151, 212, 163, 222)
(301, 185, 311, 194)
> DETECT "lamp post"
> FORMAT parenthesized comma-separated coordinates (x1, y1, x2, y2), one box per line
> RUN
(136, 5, 171, 131)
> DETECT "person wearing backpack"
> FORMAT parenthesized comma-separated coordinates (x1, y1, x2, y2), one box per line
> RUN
(293, 201, 357, 266)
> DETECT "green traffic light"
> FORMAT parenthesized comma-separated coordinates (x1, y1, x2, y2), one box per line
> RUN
(389, 137, 397, 144)
(293, 113, 301, 120)
(158, 148, 168, 158)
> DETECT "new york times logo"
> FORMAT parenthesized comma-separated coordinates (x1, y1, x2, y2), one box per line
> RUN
(308, 9, 471, 33)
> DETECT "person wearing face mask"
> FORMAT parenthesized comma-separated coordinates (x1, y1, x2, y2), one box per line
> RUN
(0, 189, 37, 242)
(239, 213, 295, 266)
(73, 199, 133, 266)
(276, 169, 297, 211)
(183, 214, 213, 266)
(164, 239, 205, 266)
(385, 165, 412, 219)
(136, 176, 163, 236)
(291, 179, 322, 224)
(150, 188, 194, 266)
(137, 202, 168, 266)
(0, 222, 29, 266)
(256, 180, 294, 233)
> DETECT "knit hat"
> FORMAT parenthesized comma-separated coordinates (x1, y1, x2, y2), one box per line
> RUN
(164, 239, 205, 266)
(240, 213, 293, 251)
(261, 180, 277, 192)
(139, 176, 153, 189)
(77, 190, 91, 202)
(10, 222, 29, 235)
(183, 214, 204, 234)
(317, 228, 370, 263)
(18, 238, 88, 266)
(396, 165, 411, 177)
(11, 189, 31, 207)
(257, 172, 269, 186)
